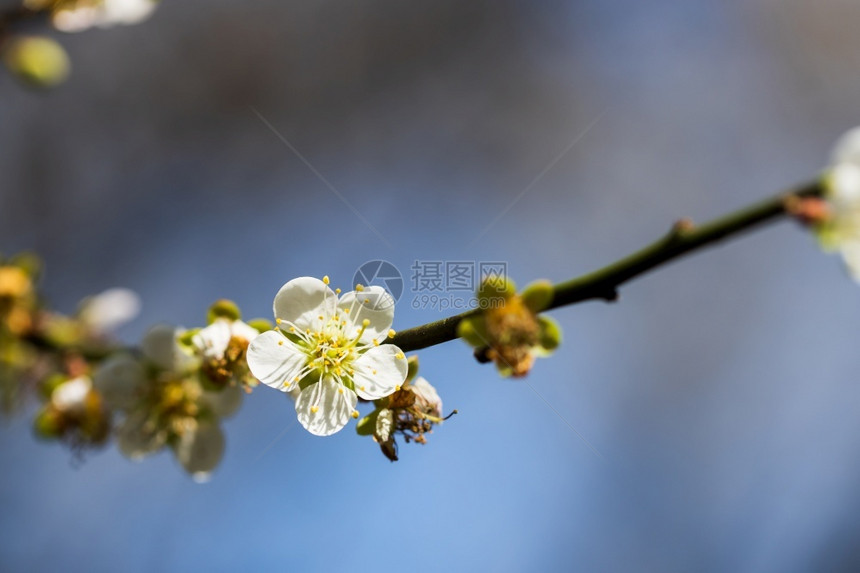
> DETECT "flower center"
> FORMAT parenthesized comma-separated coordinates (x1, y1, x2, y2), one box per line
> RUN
(281, 311, 371, 389)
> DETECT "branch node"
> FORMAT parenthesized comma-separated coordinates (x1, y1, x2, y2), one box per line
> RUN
(783, 194, 829, 226)
(671, 217, 695, 237)
(601, 288, 619, 302)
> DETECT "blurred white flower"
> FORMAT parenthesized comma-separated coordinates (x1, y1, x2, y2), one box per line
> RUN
(53, 0, 160, 33)
(191, 318, 260, 390)
(247, 276, 408, 436)
(141, 323, 198, 373)
(192, 319, 258, 361)
(78, 287, 141, 334)
(51, 376, 92, 413)
(110, 324, 238, 477)
(174, 420, 225, 483)
(820, 127, 860, 280)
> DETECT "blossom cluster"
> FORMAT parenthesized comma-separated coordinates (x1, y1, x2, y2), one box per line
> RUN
(0, 264, 455, 476)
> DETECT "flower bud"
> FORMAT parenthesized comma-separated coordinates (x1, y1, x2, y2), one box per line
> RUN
(207, 299, 241, 324)
(3, 36, 70, 88)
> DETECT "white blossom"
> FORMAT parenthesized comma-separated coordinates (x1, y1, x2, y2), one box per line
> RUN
(53, 0, 159, 33)
(821, 127, 860, 280)
(191, 319, 259, 361)
(247, 276, 408, 436)
(78, 288, 141, 334)
(51, 376, 92, 414)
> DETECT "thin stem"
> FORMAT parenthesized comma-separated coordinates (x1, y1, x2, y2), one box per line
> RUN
(390, 180, 824, 352)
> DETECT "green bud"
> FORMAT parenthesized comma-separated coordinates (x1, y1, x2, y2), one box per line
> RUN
(535, 315, 562, 355)
(33, 407, 62, 439)
(3, 36, 70, 89)
(456, 316, 490, 348)
(406, 355, 419, 382)
(520, 280, 554, 312)
(207, 299, 241, 323)
(247, 318, 273, 333)
(477, 275, 516, 304)
(356, 410, 379, 436)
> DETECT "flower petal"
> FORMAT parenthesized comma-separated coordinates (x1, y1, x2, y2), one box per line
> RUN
(410, 376, 442, 416)
(352, 344, 408, 400)
(51, 376, 92, 413)
(375, 408, 394, 442)
(246, 330, 307, 392)
(174, 421, 225, 481)
(832, 126, 860, 166)
(273, 277, 337, 332)
(295, 376, 357, 436)
(338, 286, 395, 343)
(229, 319, 260, 342)
(117, 408, 167, 460)
(201, 385, 243, 418)
(829, 163, 860, 206)
(93, 353, 146, 411)
(840, 240, 860, 282)
(142, 324, 198, 373)
(192, 320, 232, 359)
(78, 287, 141, 333)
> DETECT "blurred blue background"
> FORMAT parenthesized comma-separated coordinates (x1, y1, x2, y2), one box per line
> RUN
(3, 1, 860, 571)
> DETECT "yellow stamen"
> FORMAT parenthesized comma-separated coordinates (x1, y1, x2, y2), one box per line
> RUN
(388, 329, 396, 338)
(276, 318, 282, 324)
(322, 275, 330, 285)
(355, 284, 364, 292)
(395, 352, 405, 360)
(311, 405, 319, 414)
(351, 410, 360, 419)
(335, 288, 341, 294)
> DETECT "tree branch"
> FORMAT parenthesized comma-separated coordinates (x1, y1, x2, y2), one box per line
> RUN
(390, 180, 824, 352)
